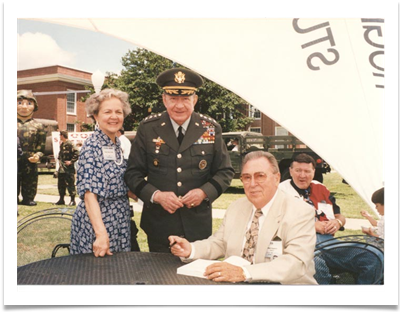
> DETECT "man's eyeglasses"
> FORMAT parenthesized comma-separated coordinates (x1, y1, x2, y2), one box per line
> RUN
(240, 172, 268, 184)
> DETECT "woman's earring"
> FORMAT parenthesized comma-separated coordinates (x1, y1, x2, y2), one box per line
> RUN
(95, 121, 99, 130)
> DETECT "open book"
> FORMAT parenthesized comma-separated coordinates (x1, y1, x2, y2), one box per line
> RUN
(177, 256, 251, 279)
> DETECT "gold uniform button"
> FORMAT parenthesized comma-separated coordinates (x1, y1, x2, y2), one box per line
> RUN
(201, 151, 205, 155)
(177, 182, 182, 187)
(177, 168, 182, 173)
(177, 154, 182, 159)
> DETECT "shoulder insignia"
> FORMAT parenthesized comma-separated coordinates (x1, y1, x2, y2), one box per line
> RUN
(199, 113, 218, 126)
(142, 112, 164, 124)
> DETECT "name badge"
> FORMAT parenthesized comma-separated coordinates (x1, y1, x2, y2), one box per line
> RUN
(102, 146, 116, 160)
(265, 238, 283, 260)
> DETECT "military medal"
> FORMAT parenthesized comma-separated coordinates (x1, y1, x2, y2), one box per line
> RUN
(194, 119, 215, 144)
(153, 137, 165, 153)
(199, 160, 207, 170)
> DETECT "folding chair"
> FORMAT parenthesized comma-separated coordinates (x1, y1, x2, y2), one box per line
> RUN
(314, 235, 384, 285)
(17, 207, 75, 266)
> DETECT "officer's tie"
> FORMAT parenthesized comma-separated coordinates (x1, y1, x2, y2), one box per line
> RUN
(177, 126, 184, 145)
(242, 209, 263, 263)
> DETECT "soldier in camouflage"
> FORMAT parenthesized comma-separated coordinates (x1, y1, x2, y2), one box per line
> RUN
(55, 130, 79, 206)
(17, 90, 46, 206)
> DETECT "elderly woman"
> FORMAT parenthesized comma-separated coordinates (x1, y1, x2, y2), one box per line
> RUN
(70, 89, 139, 256)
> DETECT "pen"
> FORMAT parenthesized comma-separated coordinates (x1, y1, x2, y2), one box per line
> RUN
(169, 235, 184, 248)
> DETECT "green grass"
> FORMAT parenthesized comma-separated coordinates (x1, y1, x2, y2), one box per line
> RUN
(322, 171, 375, 219)
(17, 200, 224, 264)
(17, 171, 372, 266)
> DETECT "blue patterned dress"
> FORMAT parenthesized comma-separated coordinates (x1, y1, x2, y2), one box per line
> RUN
(70, 128, 131, 254)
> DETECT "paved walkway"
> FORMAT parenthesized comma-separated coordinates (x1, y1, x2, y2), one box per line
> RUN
(32, 191, 370, 230)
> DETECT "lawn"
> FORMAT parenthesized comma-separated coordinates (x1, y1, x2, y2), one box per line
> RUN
(17, 170, 370, 265)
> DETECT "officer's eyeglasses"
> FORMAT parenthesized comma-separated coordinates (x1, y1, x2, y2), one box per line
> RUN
(240, 172, 268, 184)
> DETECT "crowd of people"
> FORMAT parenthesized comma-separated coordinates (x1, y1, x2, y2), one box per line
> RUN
(17, 67, 384, 284)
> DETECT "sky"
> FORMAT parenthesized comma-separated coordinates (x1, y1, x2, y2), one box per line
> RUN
(17, 19, 138, 75)
(4, 1, 399, 304)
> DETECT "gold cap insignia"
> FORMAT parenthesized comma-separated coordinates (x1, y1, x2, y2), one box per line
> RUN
(174, 71, 186, 84)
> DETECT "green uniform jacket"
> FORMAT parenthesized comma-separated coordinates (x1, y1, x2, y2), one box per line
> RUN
(125, 111, 234, 244)
(17, 118, 46, 160)
(58, 140, 79, 174)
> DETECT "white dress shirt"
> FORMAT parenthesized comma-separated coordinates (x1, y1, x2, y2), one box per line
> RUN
(118, 134, 132, 160)
(170, 117, 191, 137)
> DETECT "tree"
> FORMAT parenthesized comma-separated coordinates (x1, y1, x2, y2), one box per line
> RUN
(114, 48, 253, 132)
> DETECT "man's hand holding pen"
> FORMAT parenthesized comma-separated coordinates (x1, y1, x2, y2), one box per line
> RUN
(168, 235, 191, 258)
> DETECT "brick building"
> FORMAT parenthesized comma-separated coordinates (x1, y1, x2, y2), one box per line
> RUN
(17, 65, 93, 132)
(248, 106, 289, 136)
(17, 65, 287, 137)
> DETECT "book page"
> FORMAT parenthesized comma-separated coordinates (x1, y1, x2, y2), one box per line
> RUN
(177, 256, 250, 278)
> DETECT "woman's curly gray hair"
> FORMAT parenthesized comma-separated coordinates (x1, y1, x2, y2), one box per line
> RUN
(85, 88, 132, 118)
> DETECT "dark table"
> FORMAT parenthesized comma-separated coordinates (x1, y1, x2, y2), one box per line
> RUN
(17, 252, 230, 285)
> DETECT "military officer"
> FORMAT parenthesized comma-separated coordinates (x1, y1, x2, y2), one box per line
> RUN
(55, 130, 79, 206)
(125, 68, 235, 252)
(17, 90, 46, 206)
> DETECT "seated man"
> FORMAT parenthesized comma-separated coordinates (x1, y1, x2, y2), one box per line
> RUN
(279, 153, 383, 284)
(169, 151, 317, 284)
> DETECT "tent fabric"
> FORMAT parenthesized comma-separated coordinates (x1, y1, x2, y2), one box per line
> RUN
(32, 18, 384, 210)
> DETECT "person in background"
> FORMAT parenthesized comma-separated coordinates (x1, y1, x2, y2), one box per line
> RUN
(17, 137, 23, 215)
(279, 153, 346, 243)
(74, 142, 83, 171)
(231, 139, 239, 151)
(116, 128, 132, 160)
(70, 88, 140, 257)
(125, 68, 234, 253)
(54, 130, 79, 206)
(17, 90, 46, 206)
(169, 151, 317, 284)
(279, 153, 382, 284)
(361, 187, 384, 239)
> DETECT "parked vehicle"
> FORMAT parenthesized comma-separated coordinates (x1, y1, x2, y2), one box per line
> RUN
(223, 131, 331, 182)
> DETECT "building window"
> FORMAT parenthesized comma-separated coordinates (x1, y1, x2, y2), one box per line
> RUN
(249, 105, 261, 119)
(67, 92, 76, 115)
(275, 126, 289, 136)
(67, 123, 75, 132)
(250, 127, 261, 133)
(275, 126, 289, 149)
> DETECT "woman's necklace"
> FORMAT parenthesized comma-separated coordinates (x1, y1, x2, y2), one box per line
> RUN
(114, 147, 124, 166)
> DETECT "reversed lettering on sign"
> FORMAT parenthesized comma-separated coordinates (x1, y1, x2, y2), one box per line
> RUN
(293, 18, 340, 71)
(362, 18, 385, 88)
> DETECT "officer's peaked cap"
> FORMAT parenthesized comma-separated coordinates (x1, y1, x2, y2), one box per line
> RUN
(156, 68, 203, 96)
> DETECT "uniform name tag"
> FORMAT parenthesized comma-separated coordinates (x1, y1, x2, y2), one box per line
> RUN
(265, 239, 283, 260)
(102, 146, 116, 160)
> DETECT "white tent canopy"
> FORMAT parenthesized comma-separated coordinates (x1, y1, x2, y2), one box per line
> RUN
(33, 18, 384, 209)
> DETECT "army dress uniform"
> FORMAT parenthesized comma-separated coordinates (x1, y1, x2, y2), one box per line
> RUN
(125, 111, 234, 252)
(57, 138, 79, 205)
(17, 118, 46, 205)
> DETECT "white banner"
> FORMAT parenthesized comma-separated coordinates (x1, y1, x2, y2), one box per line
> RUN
(40, 18, 385, 208)
(51, 131, 93, 170)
